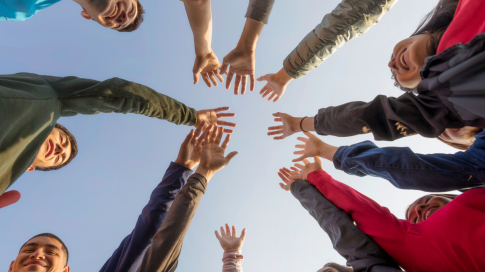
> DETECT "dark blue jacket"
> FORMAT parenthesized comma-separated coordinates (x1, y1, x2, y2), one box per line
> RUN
(99, 162, 193, 272)
(334, 132, 485, 192)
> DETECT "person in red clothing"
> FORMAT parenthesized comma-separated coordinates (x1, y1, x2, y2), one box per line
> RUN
(279, 157, 485, 272)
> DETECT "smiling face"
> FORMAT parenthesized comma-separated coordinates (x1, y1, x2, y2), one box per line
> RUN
(389, 34, 432, 89)
(27, 128, 72, 171)
(407, 195, 454, 224)
(79, 0, 138, 30)
(8, 236, 69, 272)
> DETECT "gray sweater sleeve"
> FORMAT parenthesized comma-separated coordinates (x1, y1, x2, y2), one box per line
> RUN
(283, 0, 397, 79)
(290, 179, 401, 271)
(245, 0, 275, 24)
(136, 173, 208, 272)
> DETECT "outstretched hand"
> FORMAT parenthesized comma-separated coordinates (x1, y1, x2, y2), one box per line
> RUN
(220, 48, 255, 95)
(196, 126, 238, 180)
(293, 132, 338, 162)
(277, 167, 300, 191)
(175, 121, 206, 169)
(196, 107, 236, 133)
(193, 51, 225, 87)
(215, 224, 246, 251)
(293, 157, 323, 181)
(257, 68, 293, 102)
(268, 112, 299, 140)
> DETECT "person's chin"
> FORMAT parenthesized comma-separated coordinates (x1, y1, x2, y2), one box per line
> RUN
(22, 265, 47, 271)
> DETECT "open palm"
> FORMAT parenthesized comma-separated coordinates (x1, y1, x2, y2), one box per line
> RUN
(215, 224, 246, 251)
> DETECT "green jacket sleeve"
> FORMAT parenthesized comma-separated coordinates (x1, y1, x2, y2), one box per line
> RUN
(41, 75, 197, 126)
(283, 0, 397, 79)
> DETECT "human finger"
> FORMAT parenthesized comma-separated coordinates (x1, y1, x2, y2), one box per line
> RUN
(278, 169, 289, 179)
(221, 134, 231, 149)
(193, 121, 204, 140)
(314, 156, 322, 164)
(281, 167, 292, 175)
(294, 163, 304, 170)
(213, 107, 231, 112)
(297, 137, 309, 143)
(183, 129, 194, 145)
(293, 150, 304, 155)
(273, 95, 281, 103)
(216, 112, 236, 118)
(302, 158, 311, 165)
(278, 172, 288, 182)
(241, 76, 247, 95)
(211, 127, 221, 144)
(234, 75, 241, 95)
(220, 226, 226, 236)
(295, 144, 306, 149)
(268, 93, 277, 101)
(274, 118, 282, 122)
(250, 75, 255, 92)
(217, 120, 237, 128)
(208, 72, 218, 86)
(240, 228, 246, 241)
(292, 155, 307, 163)
(290, 167, 299, 172)
(273, 135, 286, 140)
(256, 75, 267, 81)
(232, 225, 237, 237)
(225, 224, 231, 236)
(261, 88, 273, 98)
(259, 85, 269, 95)
(214, 70, 224, 82)
(267, 130, 283, 136)
(219, 62, 229, 75)
(215, 230, 221, 240)
(222, 128, 234, 134)
(202, 73, 212, 87)
(225, 72, 234, 89)
(225, 151, 238, 163)
(268, 125, 283, 131)
(215, 126, 224, 145)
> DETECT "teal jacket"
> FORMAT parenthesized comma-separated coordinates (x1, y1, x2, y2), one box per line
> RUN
(0, 73, 197, 196)
(0, 0, 61, 21)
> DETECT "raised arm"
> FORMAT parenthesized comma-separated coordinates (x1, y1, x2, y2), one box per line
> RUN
(333, 135, 485, 192)
(136, 126, 237, 272)
(181, 0, 224, 88)
(257, 0, 397, 102)
(290, 179, 401, 271)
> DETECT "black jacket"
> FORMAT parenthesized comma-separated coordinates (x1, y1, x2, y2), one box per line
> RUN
(314, 33, 485, 141)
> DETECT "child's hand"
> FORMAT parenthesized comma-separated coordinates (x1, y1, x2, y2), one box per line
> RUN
(215, 224, 246, 252)
(277, 167, 300, 191)
(294, 157, 324, 181)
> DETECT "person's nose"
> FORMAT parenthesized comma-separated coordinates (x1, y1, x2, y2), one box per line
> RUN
(388, 58, 396, 70)
(30, 249, 46, 259)
(54, 143, 65, 155)
(415, 204, 426, 223)
(116, 11, 127, 25)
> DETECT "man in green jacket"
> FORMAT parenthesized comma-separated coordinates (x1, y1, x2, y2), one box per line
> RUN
(0, 73, 236, 208)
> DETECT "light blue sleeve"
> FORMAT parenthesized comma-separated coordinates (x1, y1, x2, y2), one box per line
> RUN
(0, 0, 62, 21)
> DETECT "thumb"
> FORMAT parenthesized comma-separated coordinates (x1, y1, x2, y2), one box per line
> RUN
(292, 155, 307, 163)
(220, 62, 228, 75)
(314, 156, 322, 164)
(240, 228, 246, 241)
(225, 151, 238, 164)
(193, 72, 200, 85)
(256, 75, 267, 81)
(0, 191, 21, 209)
(303, 131, 314, 138)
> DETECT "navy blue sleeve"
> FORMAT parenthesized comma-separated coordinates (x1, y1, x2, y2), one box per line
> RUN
(99, 162, 193, 272)
(333, 132, 485, 192)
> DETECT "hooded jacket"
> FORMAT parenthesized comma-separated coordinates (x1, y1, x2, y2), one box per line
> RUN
(0, 73, 197, 197)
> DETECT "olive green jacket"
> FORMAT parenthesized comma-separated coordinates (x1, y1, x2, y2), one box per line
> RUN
(283, 0, 398, 79)
(0, 73, 197, 196)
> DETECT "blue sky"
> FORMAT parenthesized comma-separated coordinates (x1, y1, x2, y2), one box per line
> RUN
(0, 0, 450, 271)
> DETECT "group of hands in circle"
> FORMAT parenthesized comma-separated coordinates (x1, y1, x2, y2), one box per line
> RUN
(192, 48, 292, 103)
(193, 107, 337, 250)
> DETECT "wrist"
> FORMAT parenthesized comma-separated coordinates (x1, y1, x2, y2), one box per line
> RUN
(319, 144, 339, 161)
(236, 18, 264, 51)
(195, 47, 212, 58)
(174, 159, 198, 170)
(291, 117, 303, 133)
(275, 68, 294, 84)
(195, 166, 216, 181)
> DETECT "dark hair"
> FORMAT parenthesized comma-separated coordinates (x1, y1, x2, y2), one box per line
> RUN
(20, 233, 69, 265)
(392, 0, 459, 90)
(36, 123, 78, 172)
(437, 128, 483, 151)
(118, 1, 144, 32)
(405, 193, 459, 220)
(318, 263, 353, 272)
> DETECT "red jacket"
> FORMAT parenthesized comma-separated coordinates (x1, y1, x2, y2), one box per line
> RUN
(307, 170, 485, 272)
(437, 0, 485, 54)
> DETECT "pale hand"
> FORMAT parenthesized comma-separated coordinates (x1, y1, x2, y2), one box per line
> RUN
(277, 167, 300, 191)
(175, 121, 206, 169)
(196, 107, 236, 133)
(193, 51, 225, 87)
(220, 48, 255, 95)
(293, 132, 327, 162)
(257, 69, 293, 102)
(267, 112, 299, 140)
(196, 126, 238, 178)
(215, 224, 246, 251)
(293, 157, 323, 181)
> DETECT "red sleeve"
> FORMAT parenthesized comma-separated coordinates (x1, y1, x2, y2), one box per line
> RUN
(437, 0, 485, 53)
(307, 170, 410, 260)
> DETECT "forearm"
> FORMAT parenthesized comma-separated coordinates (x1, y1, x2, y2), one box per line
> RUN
(290, 180, 400, 271)
(235, 18, 264, 52)
(245, 0, 275, 24)
(136, 173, 208, 272)
(182, 0, 213, 57)
(222, 250, 243, 272)
(43, 75, 197, 126)
(283, 0, 397, 79)
(334, 141, 485, 192)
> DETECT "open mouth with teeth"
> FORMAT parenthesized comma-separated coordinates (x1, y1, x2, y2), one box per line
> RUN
(399, 48, 409, 70)
(108, 3, 119, 18)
